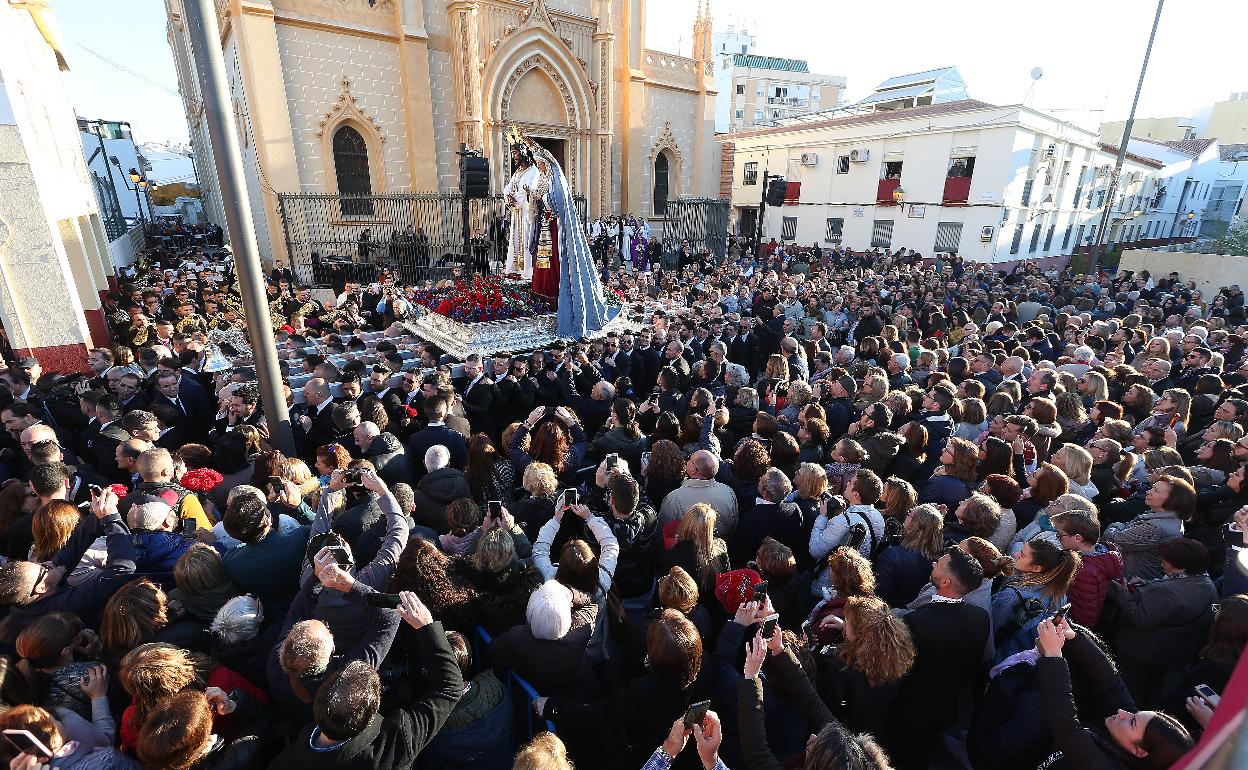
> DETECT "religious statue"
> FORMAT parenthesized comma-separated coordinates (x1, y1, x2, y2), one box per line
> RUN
(502, 126, 618, 339)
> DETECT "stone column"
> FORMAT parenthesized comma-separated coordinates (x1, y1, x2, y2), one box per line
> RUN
(448, 0, 485, 149)
(396, 0, 439, 190)
(592, 1, 615, 218)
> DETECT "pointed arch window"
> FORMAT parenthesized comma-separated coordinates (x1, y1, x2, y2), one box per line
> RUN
(653, 151, 670, 216)
(333, 125, 373, 216)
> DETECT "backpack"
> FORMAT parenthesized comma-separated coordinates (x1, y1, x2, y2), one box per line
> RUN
(833, 510, 877, 557)
(994, 586, 1047, 647)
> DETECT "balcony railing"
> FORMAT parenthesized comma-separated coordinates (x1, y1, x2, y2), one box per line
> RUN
(943, 176, 972, 205)
(877, 177, 902, 205)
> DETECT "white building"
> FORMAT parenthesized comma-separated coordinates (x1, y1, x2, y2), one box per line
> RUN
(712, 22, 756, 58)
(727, 99, 1168, 264)
(78, 118, 154, 234)
(0, 1, 127, 371)
(714, 54, 846, 133)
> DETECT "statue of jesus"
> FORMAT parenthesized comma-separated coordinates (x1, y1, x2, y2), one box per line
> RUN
(503, 140, 540, 279)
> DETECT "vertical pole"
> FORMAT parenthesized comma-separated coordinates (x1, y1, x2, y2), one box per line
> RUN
(756, 170, 768, 257)
(460, 144, 473, 275)
(1089, 0, 1164, 275)
(182, 0, 294, 455)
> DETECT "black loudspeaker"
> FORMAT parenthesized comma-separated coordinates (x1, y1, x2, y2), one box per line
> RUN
(461, 155, 490, 199)
(766, 177, 788, 207)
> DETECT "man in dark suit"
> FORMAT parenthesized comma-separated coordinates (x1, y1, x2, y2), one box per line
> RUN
(633, 328, 662, 395)
(151, 370, 211, 442)
(209, 384, 265, 445)
(558, 373, 613, 438)
(602, 334, 632, 386)
(884, 547, 991, 770)
(294, 378, 338, 462)
(114, 372, 150, 414)
(405, 395, 467, 482)
(149, 404, 190, 451)
(729, 319, 760, 381)
(456, 354, 496, 440)
(86, 395, 131, 482)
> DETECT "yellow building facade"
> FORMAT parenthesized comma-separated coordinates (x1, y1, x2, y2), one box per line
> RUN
(165, 0, 721, 264)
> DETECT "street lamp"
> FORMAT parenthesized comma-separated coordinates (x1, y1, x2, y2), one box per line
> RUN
(892, 187, 906, 205)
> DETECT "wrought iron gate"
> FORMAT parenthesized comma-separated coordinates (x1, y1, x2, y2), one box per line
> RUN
(277, 192, 585, 289)
(661, 197, 731, 262)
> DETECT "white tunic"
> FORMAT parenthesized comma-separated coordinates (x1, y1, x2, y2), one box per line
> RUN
(504, 164, 541, 279)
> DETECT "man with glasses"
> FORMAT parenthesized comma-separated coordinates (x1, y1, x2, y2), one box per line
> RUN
(0, 486, 138, 650)
(1175, 346, 1215, 392)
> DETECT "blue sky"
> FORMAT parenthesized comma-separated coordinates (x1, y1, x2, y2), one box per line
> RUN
(50, 0, 1248, 144)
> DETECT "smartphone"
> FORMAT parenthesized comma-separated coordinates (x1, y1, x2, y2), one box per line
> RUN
(563, 489, 578, 508)
(326, 545, 352, 568)
(1194, 683, 1218, 701)
(2, 729, 52, 760)
(268, 475, 284, 493)
(761, 614, 779, 639)
(366, 593, 402, 609)
(606, 453, 619, 467)
(1168, 412, 1180, 429)
(641, 451, 651, 473)
(683, 700, 711, 728)
(488, 500, 502, 519)
(650, 388, 661, 402)
(752, 581, 769, 603)
(1053, 602, 1073, 623)
(181, 518, 198, 536)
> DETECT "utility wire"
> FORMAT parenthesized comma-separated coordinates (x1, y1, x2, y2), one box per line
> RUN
(72, 41, 181, 98)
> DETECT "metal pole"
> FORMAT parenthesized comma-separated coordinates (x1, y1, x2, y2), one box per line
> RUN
(90, 123, 127, 236)
(1089, 0, 1164, 275)
(756, 170, 768, 257)
(182, 0, 294, 455)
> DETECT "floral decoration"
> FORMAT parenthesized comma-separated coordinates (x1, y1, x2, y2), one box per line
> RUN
(411, 275, 551, 323)
(181, 468, 225, 493)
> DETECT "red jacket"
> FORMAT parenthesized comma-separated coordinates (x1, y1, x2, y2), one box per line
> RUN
(1067, 544, 1123, 628)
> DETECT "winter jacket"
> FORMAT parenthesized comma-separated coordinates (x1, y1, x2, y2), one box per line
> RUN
(364, 432, 412, 487)
(487, 591, 599, 701)
(732, 500, 804, 567)
(1066, 544, 1123, 628)
(737, 647, 834, 770)
(873, 545, 933, 608)
(1103, 509, 1183, 580)
(991, 582, 1065, 663)
(967, 654, 1050, 770)
(854, 428, 903, 473)
(658, 478, 740, 536)
(421, 671, 511, 770)
(411, 468, 472, 533)
(457, 560, 543, 636)
(129, 530, 194, 588)
(809, 505, 885, 561)
(917, 473, 975, 509)
(587, 426, 648, 473)
(269, 622, 463, 770)
(600, 504, 662, 600)
(1105, 572, 1217, 667)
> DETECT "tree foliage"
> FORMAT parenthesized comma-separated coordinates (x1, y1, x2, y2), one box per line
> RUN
(151, 182, 201, 206)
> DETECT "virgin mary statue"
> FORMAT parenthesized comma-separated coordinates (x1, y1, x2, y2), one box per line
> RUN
(508, 130, 616, 338)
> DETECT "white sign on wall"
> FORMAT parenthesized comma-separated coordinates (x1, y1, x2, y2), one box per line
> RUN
(908, 205, 926, 218)
(852, 207, 864, 217)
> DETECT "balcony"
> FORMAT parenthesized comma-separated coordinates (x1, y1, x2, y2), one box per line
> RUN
(943, 176, 972, 205)
(877, 177, 902, 205)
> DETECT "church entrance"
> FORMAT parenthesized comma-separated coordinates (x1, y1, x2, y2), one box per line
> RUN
(532, 137, 566, 175)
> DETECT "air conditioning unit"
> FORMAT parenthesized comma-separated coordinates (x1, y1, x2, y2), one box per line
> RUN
(800, 152, 819, 166)
(1044, 143, 1057, 160)
(849, 149, 869, 162)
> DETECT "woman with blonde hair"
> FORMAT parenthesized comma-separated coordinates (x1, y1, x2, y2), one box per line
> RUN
(513, 732, 575, 770)
(1053, 443, 1097, 500)
(512, 461, 558, 539)
(817, 595, 916, 735)
(854, 372, 888, 412)
(875, 504, 943, 608)
(661, 503, 729, 595)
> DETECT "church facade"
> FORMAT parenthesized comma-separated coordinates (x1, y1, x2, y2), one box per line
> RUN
(165, 0, 721, 263)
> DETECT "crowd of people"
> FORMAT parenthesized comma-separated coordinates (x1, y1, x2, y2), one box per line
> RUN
(0, 235, 1243, 770)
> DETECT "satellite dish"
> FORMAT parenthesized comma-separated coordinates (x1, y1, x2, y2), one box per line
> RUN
(1030, 67, 1044, 81)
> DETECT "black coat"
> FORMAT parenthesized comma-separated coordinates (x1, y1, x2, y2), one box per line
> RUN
(406, 424, 468, 482)
(363, 432, 411, 487)
(966, 658, 1050, 770)
(269, 623, 463, 770)
(411, 468, 471, 533)
(459, 377, 497, 439)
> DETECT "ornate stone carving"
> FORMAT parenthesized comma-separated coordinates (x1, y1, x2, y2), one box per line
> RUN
(522, 0, 558, 35)
(499, 54, 577, 131)
(315, 77, 386, 143)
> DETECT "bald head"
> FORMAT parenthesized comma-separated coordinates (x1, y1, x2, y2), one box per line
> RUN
(689, 450, 719, 480)
(304, 377, 330, 407)
(353, 421, 380, 453)
(279, 619, 334, 676)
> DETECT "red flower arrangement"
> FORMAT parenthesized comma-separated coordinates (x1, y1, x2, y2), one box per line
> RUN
(411, 274, 550, 323)
(181, 468, 224, 493)
(108, 484, 129, 498)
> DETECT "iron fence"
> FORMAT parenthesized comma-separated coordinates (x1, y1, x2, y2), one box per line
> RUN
(661, 197, 731, 264)
(276, 192, 585, 289)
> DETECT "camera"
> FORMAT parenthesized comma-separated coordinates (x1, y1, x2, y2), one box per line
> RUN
(343, 468, 364, 484)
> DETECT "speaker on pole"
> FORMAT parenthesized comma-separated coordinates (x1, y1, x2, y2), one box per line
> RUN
(766, 176, 788, 207)
(461, 154, 490, 199)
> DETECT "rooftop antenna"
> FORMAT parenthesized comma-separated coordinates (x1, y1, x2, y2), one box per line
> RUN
(1023, 67, 1043, 106)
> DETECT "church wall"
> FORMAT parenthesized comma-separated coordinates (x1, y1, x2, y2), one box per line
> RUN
(427, 48, 462, 190)
(273, 24, 409, 193)
(641, 85, 699, 212)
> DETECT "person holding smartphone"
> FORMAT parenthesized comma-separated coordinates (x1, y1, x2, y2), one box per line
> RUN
(0, 665, 130, 769)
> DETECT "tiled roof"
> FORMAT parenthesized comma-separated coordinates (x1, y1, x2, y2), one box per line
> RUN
(876, 66, 959, 89)
(1220, 143, 1248, 161)
(1156, 138, 1216, 156)
(730, 54, 809, 73)
(1097, 143, 1165, 169)
(732, 99, 1000, 139)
